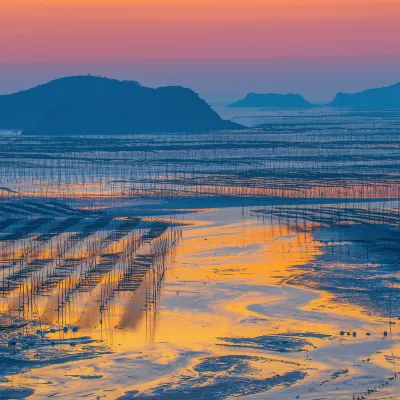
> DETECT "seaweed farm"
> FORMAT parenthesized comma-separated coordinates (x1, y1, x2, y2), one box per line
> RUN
(1, 108, 400, 399)
(1, 108, 400, 201)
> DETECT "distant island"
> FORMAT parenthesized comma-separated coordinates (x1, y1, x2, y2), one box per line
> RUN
(329, 82, 400, 108)
(0, 76, 243, 135)
(228, 93, 313, 108)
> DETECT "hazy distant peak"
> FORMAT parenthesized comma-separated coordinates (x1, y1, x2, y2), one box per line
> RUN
(228, 92, 313, 108)
(329, 82, 400, 108)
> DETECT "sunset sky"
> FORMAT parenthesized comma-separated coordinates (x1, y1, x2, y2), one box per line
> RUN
(1, 0, 400, 102)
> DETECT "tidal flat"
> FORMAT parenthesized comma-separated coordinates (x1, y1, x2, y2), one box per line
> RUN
(0, 108, 400, 399)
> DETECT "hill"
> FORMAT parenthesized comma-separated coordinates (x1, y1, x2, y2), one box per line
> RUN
(329, 82, 400, 108)
(0, 76, 243, 135)
(228, 93, 313, 108)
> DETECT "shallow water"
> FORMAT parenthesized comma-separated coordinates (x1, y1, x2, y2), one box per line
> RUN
(0, 207, 398, 399)
(1, 108, 400, 398)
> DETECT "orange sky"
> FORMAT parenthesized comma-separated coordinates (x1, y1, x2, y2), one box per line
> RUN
(1, 0, 399, 62)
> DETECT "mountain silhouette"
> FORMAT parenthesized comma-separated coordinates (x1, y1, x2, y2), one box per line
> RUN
(329, 82, 400, 108)
(228, 93, 313, 108)
(0, 76, 243, 135)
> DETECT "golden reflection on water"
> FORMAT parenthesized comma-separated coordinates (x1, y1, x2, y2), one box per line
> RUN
(4, 207, 399, 399)
(173, 218, 319, 282)
(49, 209, 329, 355)
(5, 208, 373, 346)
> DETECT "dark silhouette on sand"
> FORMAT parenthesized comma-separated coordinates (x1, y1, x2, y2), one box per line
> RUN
(329, 82, 400, 108)
(228, 93, 313, 108)
(0, 76, 243, 135)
